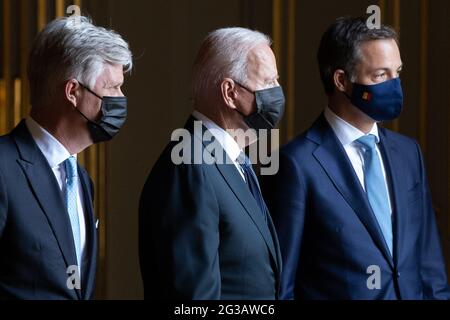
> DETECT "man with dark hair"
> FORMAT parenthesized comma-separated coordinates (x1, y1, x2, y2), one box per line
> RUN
(262, 17, 450, 299)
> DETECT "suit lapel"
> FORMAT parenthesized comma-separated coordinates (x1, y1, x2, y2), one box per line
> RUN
(378, 129, 407, 266)
(12, 121, 82, 300)
(215, 161, 280, 271)
(78, 167, 97, 299)
(309, 115, 394, 268)
(185, 116, 280, 273)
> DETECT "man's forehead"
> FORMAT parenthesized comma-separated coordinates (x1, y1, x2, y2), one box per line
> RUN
(357, 39, 402, 67)
(246, 45, 277, 77)
(96, 65, 124, 86)
(358, 39, 400, 58)
(247, 44, 273, 63)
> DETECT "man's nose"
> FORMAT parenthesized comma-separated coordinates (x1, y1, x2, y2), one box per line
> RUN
(389, 71, 400, 80)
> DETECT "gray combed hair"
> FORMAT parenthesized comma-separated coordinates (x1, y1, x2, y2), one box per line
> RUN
(27, 16, 133, 107)
(192, 27, 272, 103)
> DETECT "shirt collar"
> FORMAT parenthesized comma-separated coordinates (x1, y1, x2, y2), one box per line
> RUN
(192, 110, 242, 162)
(324, 106, 380, 146)
(25, 116, 74, 168)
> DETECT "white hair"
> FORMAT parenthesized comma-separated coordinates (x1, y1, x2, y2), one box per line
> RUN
(192, 27, 272, 103)
(27, 16, 133, 107)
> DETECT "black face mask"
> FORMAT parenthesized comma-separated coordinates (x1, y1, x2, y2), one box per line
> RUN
(77, 82, 127, 143)
(234, 80, 285, 130)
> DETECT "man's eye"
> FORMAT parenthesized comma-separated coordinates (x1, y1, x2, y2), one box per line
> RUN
(374, 73, 386, 79)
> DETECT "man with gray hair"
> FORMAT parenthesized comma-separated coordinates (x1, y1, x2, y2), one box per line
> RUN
(139, 27, 284, 299)
(0, 16, 132, 299)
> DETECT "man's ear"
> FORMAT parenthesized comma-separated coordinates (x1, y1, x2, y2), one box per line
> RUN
(65, 79, 81, 107)
(220, 78, 238, 110)
(333, 69, 350, 93)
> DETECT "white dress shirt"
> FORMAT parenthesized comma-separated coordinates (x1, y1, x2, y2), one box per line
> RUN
(25, 117, 87, 273)
(192, 110, 246, 181)
(324, 107, 392, 213)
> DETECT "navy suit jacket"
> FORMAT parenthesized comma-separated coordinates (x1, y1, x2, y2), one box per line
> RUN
(139, 116, 282, 300)
(262, 114, 450, 300)
(0, 121, 97, 299)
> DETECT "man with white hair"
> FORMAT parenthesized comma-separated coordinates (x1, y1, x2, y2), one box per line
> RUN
(0, 16, 132, 299)
(139, 27, 284, 299)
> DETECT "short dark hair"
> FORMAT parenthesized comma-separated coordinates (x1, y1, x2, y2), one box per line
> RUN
(317, 16, 399, 95)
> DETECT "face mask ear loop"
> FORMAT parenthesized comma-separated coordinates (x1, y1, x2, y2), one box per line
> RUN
(232, 79, 256, 119)
(233, 80, 254, 94)
(343, 91, 352, 101)
(78, 81, 104, 100)
(340, 71, 354, 102)
(73, 104, 95, 124)
(73, 81, 101, 123)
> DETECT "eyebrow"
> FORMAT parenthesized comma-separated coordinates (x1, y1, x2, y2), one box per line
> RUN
(371, 65, 403, 73)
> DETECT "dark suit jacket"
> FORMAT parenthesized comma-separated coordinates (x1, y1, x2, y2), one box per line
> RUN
(139, 116, 282, 300)
(262, 114, 450, 300)
(0, 121, 97, 299)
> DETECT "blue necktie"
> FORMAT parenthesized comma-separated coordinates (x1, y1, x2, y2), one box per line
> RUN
(238, 152, 268, 222)
(356, 135, 393, 254)
(64, 156, 81, 266)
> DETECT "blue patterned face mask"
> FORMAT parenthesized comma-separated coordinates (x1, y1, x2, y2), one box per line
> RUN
(345, 77, 403, 121)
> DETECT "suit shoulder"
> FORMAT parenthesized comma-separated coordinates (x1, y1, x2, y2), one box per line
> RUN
(381, 127, 415, 142)
(0, 132, 15, 148)
(143, 135, 207, 187)
(139, 136, 214, 213)
(0, 133, 17, 165)
(280, 131, 316, 158)
(380, 127, 420, 150)
(151, 134, 204, 169)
